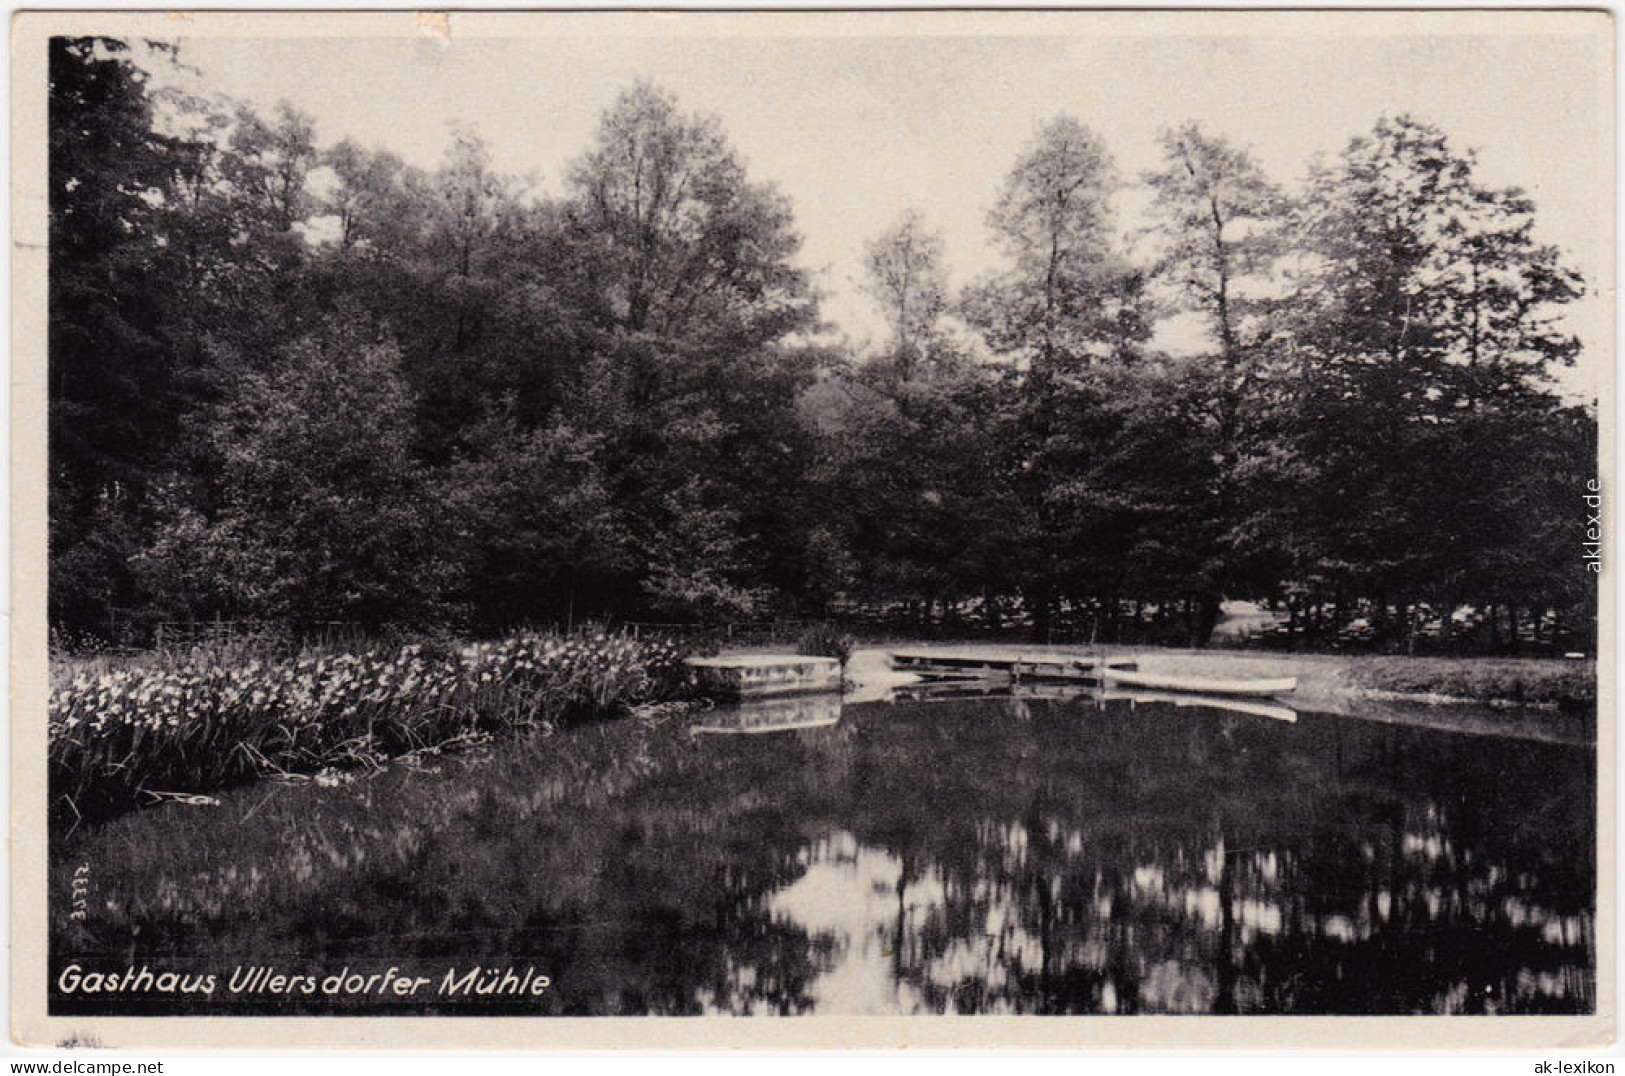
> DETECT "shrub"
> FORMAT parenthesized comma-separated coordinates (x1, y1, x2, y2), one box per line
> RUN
(796, 622, 854, 667)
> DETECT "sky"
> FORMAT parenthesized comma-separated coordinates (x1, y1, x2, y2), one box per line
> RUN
(144, 11, 1611, 401)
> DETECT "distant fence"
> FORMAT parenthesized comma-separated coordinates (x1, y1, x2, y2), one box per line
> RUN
(151, 619, 367, 651)
(61, 619, 372, 656)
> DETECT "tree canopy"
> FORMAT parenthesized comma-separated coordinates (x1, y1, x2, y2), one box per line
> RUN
(48, 40, 1597, 654)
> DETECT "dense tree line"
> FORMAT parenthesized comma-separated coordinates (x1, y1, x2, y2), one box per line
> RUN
(49, 37, 1597, 652)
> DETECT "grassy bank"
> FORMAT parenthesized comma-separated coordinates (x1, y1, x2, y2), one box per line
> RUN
(831, 641, 1597, 745)
(1337, 654, 1596, 708)
(1104, 648, 1596, 712)
(48, 629, 690, 824)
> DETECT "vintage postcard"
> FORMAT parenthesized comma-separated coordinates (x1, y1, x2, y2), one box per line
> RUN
(9, 9, 1614, 1051)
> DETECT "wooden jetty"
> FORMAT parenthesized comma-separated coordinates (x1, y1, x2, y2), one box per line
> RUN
(685, 654, 843, 699)
(890, 649, 1138, 684)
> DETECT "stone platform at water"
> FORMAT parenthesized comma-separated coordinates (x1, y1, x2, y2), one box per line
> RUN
(689, 692, 842, 734)
(685, 654, 843, 698)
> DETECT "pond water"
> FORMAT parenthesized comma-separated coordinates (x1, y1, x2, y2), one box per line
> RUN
(51, 690, 1595, 1016)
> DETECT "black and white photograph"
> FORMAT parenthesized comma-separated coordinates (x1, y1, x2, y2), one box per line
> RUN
(10, 9, 1614, 1050)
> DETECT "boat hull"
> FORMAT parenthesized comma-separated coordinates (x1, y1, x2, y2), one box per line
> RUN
(1101, 690, 1298, 723)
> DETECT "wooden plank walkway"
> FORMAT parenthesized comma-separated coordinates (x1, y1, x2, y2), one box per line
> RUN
(890, 649, 1139, 683)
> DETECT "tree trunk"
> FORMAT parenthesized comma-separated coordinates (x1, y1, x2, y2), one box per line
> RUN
(1191, 591, 1223, 648)
(1028, 584, 1056, 645)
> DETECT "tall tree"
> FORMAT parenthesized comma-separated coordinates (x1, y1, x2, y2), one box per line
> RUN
(1294, 114, 1581, 429)
(564, 81, 812, 343)
(1288, 115, 1589, 642)
(328, 123, 557, 464)
(165, 97, 326, 367)
(811, 351, 1016, 627)
(1143, 124, 1294, 641)
(961, 115, 1150, 639)
(319, 138, 414, 254)
(48, 37, 202, 636)
(222, 101, 319, 232)
(219, 101, 323, 337)
(560, 81, 821, 619)
(401, 124, 525, 455)
(963, 115, 1147, 377)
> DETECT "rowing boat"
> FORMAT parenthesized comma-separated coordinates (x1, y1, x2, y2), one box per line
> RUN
(1098, 668, 1298, 697)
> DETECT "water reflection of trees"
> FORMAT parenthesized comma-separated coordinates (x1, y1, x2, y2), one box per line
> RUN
(54, 716, 859, 1015)
(817, 699, 1595, 1014)
(400, 718, 869, 1015)
(53, 695, 1592, 1016)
